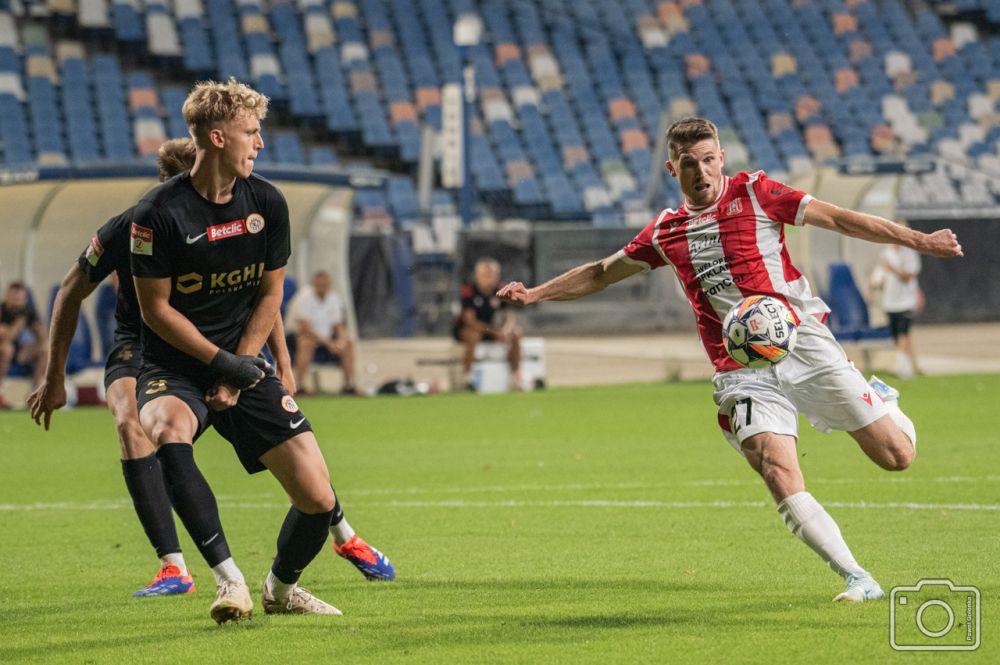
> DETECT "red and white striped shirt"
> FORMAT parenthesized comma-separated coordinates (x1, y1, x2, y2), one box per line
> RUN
(620, 170, 828, 372)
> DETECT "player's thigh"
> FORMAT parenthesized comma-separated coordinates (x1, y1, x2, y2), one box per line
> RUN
(138, 396, 199, 445)
(712, 368, 799, 454)
(106, 377, 155, 459)
(739, 432, 804, 500)
(260, 432, 335, 514)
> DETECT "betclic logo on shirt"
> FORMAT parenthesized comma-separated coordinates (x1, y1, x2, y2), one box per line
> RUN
(130, 223, 153, 255)
(208, 219, 246, 242)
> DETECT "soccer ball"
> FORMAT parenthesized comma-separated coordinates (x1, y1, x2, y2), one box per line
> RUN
(722, 295, 798, 368)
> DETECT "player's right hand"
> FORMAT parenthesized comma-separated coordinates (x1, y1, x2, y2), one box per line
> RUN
(497, 281, 532, 305)
(210, 349, 268, 390)
(206, 382, 240, 411)
(921, 229, 963, 258)
(26, 378, 67, 430)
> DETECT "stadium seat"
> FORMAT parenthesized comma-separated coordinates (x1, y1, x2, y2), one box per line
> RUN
(825, 263, 892, 347)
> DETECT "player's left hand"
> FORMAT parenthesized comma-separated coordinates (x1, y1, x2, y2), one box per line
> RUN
(206, 382, 240, 411)
(276, 364, 296, 396)
(920, 229, 963, 258)
(26, 378, 67, 430)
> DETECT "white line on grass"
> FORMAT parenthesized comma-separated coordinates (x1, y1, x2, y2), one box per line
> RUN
(3, 499, 1000, 512)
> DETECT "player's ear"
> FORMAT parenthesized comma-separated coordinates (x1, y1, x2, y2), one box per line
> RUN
(665, 161, 676, 177)
(719, 148, 725, 168)
(208, 127, 225, 149)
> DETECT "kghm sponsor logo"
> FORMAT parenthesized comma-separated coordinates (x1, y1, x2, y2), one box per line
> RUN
(174, 262, 266, 295)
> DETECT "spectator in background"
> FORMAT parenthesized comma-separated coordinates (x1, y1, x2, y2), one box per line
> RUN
(0, 282, 48, 407)
(286, 271, 357, 394)
(879, 243, 923, 378)
(453, 258, 521, 389)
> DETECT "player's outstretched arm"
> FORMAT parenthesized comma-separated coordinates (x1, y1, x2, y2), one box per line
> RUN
(802, 199, 963, 258)
(27, 264, 98, 429)
(497, 253, 644, 306)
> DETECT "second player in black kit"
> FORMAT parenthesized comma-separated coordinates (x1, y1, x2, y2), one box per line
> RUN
(130, 172, 311, 472)
(78, 210, 145, 388)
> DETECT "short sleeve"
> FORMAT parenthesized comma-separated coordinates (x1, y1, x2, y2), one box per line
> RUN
(264, 186, 291, 271)
(903, 248, 921, 274)
(620, 215, 669, 271)
(129, 203, 174, 278)
(459, 284, 476, 309)
(78, 216, 123, 283)
(752, 172, 812, 226)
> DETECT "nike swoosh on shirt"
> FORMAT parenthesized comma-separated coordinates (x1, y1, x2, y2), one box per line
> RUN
(186, 232, 207, 244)
(289, 417, 306, 428)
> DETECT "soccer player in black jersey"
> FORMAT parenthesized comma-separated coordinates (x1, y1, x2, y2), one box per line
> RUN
(27, 140, 252, 597)
(129, 80, 393, 623)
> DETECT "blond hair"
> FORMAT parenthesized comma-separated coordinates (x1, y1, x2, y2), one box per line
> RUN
(182, 79, 269, 147)
(156, 138, 196, 181)
(666, 116, 720, 158)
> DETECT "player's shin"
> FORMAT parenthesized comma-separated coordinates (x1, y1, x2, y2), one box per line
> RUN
(268, 506, 335, 599)
(156, 443, 239, 580)
(777, 491, 867, 579)
(121, 453, 184, 569)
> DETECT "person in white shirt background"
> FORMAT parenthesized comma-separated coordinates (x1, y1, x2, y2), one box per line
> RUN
(286, 271, 357, 394)
(877, 242, 923, 378)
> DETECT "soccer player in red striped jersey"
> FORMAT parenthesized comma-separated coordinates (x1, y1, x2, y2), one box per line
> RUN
(498, 117, 963, 602)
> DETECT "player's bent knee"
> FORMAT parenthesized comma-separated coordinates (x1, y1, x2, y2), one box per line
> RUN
(882, 439, 914, 471)
(116, 418, 154, 459)
(292, 486, 336, 515)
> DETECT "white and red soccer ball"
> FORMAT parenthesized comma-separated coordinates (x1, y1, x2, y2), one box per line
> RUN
(722, 295, 798, 368)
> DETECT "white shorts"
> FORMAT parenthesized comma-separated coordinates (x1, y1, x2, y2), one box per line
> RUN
(712, 317, 888, 453)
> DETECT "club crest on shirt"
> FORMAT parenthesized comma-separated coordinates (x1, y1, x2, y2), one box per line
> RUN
(246, 213, 265, 234)
(281, 395, 299, 413)
(85, 235, 104, 266)
(725, 199, 742, 216)
(130, 223, 153, 255)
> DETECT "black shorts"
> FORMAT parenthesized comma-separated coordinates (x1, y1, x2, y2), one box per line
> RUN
(887, 311, 913, 340)
(452, 324, 498, 343)
(135, 365, 312, 475)
(103, 339, 142, 390)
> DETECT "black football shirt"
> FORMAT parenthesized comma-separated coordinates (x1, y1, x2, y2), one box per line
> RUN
(129, 172, 290, 377)
(459, 283, 506, 326)
(77, 206, 143, 344)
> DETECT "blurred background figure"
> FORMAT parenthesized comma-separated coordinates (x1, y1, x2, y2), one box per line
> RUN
(453, 258, 521, 390)
(0, 282, 47, 407)
(286, 270, 357, 395)
(879, 243, 923, 378)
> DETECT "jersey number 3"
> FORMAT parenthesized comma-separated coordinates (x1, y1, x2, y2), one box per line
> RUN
(145, 379, 168, 395)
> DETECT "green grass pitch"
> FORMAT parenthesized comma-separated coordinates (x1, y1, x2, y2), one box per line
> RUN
(1, 375, 998, 663)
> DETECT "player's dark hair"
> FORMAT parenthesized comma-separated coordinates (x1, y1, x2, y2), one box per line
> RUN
(666, 116, 720, 158)
(156, 138, 196, 181)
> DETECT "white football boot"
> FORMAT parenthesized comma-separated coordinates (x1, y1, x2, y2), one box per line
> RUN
(868, 375, 900, 402)
(262, 583, 343, 615)
(210, 579, 253, 624)
(834, 573, 885, 602)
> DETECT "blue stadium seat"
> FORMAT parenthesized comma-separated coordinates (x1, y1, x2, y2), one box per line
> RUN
(825, 263, 892, 343)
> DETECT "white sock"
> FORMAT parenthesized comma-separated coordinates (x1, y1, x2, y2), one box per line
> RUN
(265, 570, 296, 601)
(777, 491, 867, 579)
(330, 517, 356, 546)
(884, 399, 917, 450)
(210, 557, 245, 585)
(161, 552, 188, 575)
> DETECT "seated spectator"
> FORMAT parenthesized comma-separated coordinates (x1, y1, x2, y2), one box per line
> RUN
(286, 271, 357, 394)
(453, 258, 521, 389)
(0, 282, 48, 407)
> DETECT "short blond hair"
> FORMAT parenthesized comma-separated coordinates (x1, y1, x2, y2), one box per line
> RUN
(666, 116, 719, 159)
(182, 79, 269, 147)
(156, 138, 196, 181)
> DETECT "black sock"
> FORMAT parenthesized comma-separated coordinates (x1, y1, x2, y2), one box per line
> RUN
(271, 507, 334, 584)
(121, 454, 181, 559)
(330, 488, 344, 526)
(156, 443, 232, 567)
